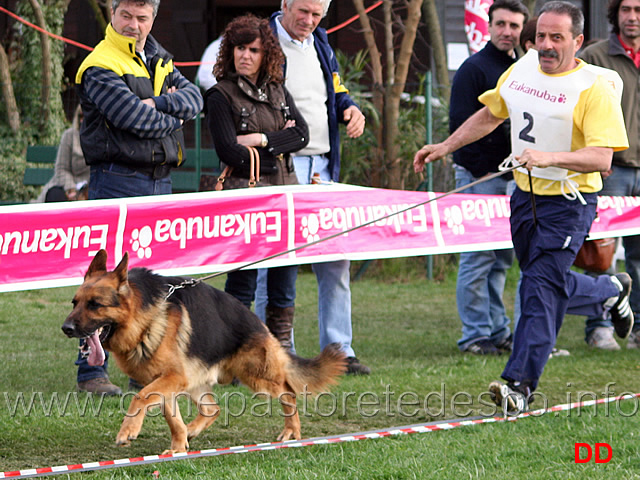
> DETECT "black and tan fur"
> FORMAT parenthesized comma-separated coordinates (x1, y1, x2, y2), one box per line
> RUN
(62, 250, 346, 453)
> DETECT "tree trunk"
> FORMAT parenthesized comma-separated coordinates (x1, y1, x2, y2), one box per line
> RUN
(422, 0, 450, 101)
(85, 0, 108, 32)
(0, 43, 20, 134)
(524, 0, 537, 18)
(27, 0, 52, 125)
(385, 0, 423, 189)
(352, 0, 385, 186)
(382, 0, 396, 187)
(353, 0, 425, 189)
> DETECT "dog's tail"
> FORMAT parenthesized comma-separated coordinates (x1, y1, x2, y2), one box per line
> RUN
(285, 343, 347, 395)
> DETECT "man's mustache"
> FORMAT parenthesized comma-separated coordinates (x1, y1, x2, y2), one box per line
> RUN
(538, 49, 559, 59)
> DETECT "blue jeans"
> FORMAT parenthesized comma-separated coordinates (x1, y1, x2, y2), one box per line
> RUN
(89, 163, 172, 199)
(255, 155, 356, 357)
(504, 189, 617, 391)
(585, 165, 640, 338)
(225, 266, 297, 310)
(454, 165, 515, 350)
(77, 163, 173, 383)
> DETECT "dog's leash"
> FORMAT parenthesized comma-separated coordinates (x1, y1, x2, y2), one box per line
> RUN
(528, 170, 538, 228)
(164, 163, 521, 298)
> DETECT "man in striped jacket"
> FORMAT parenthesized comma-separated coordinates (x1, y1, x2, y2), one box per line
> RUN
(73, 0, 202, 394)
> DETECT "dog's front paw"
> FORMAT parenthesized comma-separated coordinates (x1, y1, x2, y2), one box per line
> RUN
(276, 427, 301, 442)
(115, 419, 141, 446)
(162, 440, 188, 455)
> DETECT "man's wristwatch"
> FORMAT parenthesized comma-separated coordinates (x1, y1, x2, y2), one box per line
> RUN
(260, 133, 268, 148)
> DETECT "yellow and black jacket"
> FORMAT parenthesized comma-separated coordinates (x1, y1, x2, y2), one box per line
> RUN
(76, 24, 203, 172)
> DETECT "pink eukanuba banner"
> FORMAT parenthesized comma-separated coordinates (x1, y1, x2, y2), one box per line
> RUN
(0, 184, 639, 292)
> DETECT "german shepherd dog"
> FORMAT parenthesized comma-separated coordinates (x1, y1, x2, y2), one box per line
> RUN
(62, 250, 346, 453)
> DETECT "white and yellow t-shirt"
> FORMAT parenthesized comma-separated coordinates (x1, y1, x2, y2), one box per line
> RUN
(479, 49, 628, 198)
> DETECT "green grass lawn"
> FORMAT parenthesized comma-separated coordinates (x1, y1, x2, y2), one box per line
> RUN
(1, 259, 639, 478)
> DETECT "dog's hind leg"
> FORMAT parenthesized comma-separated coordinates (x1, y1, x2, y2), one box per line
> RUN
(186, 385, 220, 440)
(251, 378, 301, 441)
(115, 374, 190, 454)
(275, 383, 301, 441)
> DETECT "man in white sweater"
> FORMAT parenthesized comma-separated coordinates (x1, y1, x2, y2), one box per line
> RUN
(263, 0, 369, 374)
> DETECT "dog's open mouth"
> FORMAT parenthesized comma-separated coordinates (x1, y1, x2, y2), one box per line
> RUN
(80, 326, 111, 367)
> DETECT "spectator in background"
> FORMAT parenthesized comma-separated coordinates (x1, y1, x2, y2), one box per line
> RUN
(204, 14, 308, 350)
(448, 0, 528, 356)
(519, 16, 537, 53)
(580, 0, 640, 349)
(73, 0, 203, 395)
(76, 0, 202, 201)
(36, 105, 90, 203)
(264, 0, 369, 375)
(196, 36, 222, 91)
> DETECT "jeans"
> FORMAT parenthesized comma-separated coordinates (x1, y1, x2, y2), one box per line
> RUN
(89, 163, 172, 199)
(77, 163, 173, 383)
(225, 266, 297, 310)
(585, 165, 640, 338)
(454, 165, 515, 350)
(255, 154, 356, 357)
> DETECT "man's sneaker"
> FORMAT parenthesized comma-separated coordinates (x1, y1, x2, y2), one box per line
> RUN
(489, 380, 528, 416)
(549, 347, 570, 359)
(464, 339, 501, 355)
(609, 273, 634, 339)
(627, 329, 640, 349)
(587, 326, 620, 350)
(346, 357, 371, 375)
(77, 377, 122, 396)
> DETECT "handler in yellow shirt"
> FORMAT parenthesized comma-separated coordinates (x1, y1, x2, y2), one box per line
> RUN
(413, 1, 632, 414)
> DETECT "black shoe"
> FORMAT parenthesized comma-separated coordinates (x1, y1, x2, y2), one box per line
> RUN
(610, 273, 634, 339)
(346, 357, 371, 375)
(494, 334, 513, 353)
(464, 339, 501, 355)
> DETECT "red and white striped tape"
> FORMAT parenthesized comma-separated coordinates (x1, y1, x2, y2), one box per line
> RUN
(3, 392, 638, 479)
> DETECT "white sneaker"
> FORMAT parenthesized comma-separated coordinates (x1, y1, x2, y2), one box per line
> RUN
(608, 273, 634, 339)
(627, 330, 640, 349)
(549, 347, 570, 359)
(587, 326, 620, 351)
(489, 380, 528, 416)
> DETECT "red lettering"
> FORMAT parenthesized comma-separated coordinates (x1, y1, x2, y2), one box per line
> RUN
(595, 443, 612, 463)
(575, 443, 592, 463)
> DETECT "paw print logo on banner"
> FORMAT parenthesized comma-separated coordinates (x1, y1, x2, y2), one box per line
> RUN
(301, 214, 321, 243)
(444, 205, 465, 235)
(557, 93, 567, 104)
(131, 226, 153, 259)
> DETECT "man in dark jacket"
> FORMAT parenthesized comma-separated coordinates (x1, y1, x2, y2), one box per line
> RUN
(449, 0, 528, 356)
(73, 0, 203, 394)
(580, 0, 640, 350)
(264, 0, 369, 374)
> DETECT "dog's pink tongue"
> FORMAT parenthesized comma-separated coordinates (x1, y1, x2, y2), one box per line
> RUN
(86, 331, 105, 366)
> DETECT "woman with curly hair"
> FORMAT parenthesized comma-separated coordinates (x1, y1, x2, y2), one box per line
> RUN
(204, 14, 309, 350)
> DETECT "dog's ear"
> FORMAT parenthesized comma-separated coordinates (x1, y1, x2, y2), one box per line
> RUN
(85, 249, 108, 278)
(113, 252, 129, 285)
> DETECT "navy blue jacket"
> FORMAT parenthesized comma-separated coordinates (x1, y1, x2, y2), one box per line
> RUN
(270, 13, 358, 181)
(450, 41, 516, 178)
